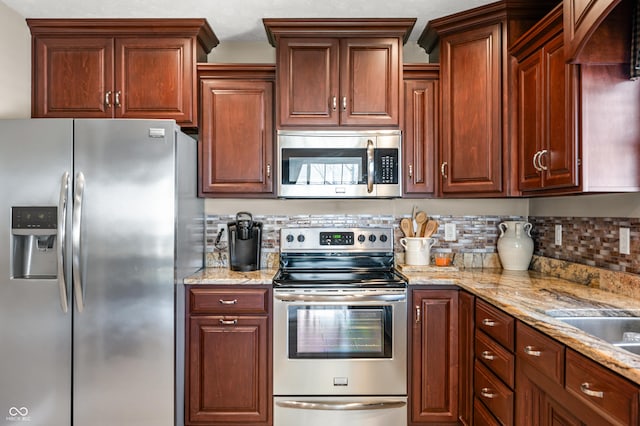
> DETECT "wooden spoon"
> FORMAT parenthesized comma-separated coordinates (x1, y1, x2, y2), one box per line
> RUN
(415, 211, 428, 237)
(423, 220, 438, 238)
(400, 218, 414, 237)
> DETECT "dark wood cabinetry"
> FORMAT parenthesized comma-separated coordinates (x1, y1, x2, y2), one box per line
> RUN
(403, 64, 439, 197)
(564, 0, 623, 62)
(512, 7, 578, 193)
(419, 1, 558, 197)
(186, 286, 272, 425)
(263, 19, 414, 128)
(458, 291, 475, 426)
(198, 64, 275, 197)
(27, 19, 218, 128)
(410, 289, 459, 424)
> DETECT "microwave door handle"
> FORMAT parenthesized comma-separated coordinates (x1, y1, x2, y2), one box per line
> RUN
(366, 139, 374, 193)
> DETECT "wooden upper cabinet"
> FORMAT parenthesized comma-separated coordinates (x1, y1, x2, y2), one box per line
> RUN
(403, 64, 439, 197)
(512, 6, 578, 193)
(263, 18, 415, 128)
(418, 1, 559, 197)
(28, 19, 218, 128)
(198, 64, 275, 197)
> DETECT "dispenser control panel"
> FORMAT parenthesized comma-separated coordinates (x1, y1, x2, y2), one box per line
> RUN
(12, 206, 57, 230)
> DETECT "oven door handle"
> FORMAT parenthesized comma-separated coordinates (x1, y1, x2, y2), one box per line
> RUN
(274, 293, 406, 302)
(276, 400, 406, 411)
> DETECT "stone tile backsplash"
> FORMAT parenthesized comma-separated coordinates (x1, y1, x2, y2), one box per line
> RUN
(204, 214, 526, 268)
(529, 216, 640, 275)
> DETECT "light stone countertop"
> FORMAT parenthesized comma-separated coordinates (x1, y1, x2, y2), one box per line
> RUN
(184, 267, 640, 385)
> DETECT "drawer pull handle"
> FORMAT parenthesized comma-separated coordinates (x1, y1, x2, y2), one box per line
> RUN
(481, 351, 495, 361)
(482, 318, 496, 327)
(219, 299, 238, 305)
(219, 319, 238, 325)
(480, 388, 498, 399)
(580, 383, 604, 399)
(524, 346, 542, 357)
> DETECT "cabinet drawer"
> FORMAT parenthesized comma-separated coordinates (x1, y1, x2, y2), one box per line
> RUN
(476, 330, 515, 388)
(476, 299, 515, 351)
(565, 349, 639, 426)
(188, 287, 269, 314)
(474, 360, 514, 425)
(473, 397, 501, 426)
(515, 321, 564, 385)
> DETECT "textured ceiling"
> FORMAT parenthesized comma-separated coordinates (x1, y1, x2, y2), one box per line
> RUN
(1, 0, 495, 43)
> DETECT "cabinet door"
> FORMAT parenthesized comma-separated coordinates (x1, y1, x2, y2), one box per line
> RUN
(340, 38, 400, 126)
(277, 38, 339, 126)
(440, 24, 503, 194)
(541, 34, 577, 189)
(188, 315, 270, 424)
(517, 50, 544, 191)
(403, 79, 437, 196)
(200, 79, 274, 196)
(411, 289, 459, 424)
(116, 37, 195, 126)
(32, 37, 114, 118)
(458, 291, 475, 426)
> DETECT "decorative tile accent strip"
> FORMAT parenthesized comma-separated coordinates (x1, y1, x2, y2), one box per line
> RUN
(529, 217, 640, 275)
(205, 214, 525, 268)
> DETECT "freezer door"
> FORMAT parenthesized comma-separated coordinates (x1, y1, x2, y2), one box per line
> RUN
(0, 119, 73, 426)
(72, 119, 178, 426)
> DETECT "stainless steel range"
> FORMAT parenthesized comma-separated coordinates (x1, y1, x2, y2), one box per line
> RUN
(272, 227, 408, 426)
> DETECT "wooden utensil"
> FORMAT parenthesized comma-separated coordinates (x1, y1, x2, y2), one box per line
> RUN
(423, 220, 438, 238)
(415, 211, 428, 237)
(400, 218, 414, 237)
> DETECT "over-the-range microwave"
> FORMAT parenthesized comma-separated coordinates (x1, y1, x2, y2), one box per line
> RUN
(276, 130, 402, 198)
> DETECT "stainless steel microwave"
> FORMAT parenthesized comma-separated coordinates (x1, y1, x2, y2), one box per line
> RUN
(277, 130, 402, 198)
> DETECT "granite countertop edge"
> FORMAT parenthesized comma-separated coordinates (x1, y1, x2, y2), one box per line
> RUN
(184, 267, 640, 385)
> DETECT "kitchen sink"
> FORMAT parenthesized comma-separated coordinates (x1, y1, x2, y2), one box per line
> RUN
(555, 316, 640, 356)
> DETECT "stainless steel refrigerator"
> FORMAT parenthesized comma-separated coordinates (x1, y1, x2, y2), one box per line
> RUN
(0, 119, 203, 426)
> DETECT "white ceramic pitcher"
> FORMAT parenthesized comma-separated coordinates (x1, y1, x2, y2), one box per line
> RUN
(497, 221, 534, 271)
(400, 237, 436, 266)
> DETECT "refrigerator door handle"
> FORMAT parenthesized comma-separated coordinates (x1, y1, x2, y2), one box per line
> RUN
(72, 171, 85, 312)
(57, 171, 70, 313)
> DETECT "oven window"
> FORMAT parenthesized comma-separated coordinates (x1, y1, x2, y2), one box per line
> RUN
(288, 305, 392, 359)
(282, 148, 366, 185)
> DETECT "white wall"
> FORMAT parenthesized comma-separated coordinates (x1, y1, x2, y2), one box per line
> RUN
(0, 2, 31, 118)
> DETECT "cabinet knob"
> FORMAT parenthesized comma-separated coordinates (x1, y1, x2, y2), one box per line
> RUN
(219, 319, 238, 325)
(331, 96, 337, 111)
(218, 299, 238, 305)
(342, 96, 347, 111)
(105, 91, 112, 108)
(408, 164, 413, 179)
(533, 151, 542, 172)
(538, 149, 548, 171)
(267, 163, 271, 178)
(415, 306, 421, 324)
(440, 162, 448, 179)
(114, 91, 121, 107)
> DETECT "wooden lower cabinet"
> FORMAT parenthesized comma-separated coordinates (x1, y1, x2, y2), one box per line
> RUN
(186, 286, 272, 425)
(410, 289, 459, 424)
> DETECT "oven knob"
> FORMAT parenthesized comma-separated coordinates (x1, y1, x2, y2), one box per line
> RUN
(357, 234, 366, 243)
(297, 234, 305, 243)
(369, 235, 377, 242)
(286, 234, 294, 243)
(380, 234, 388, 242)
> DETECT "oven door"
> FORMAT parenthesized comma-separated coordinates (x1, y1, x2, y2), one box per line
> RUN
(273, 288, 407, 396)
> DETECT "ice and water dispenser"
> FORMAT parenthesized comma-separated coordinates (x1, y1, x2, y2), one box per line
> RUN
(11, 206, 58, 279)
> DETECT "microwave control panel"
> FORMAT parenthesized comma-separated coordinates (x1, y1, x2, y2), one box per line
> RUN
(375, 149, 398, 184)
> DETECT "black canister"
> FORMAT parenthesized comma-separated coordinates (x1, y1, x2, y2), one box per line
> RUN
(227, 212, 262, 271)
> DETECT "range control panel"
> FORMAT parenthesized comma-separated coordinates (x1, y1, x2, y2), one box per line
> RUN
(280, 227, 394, 252)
